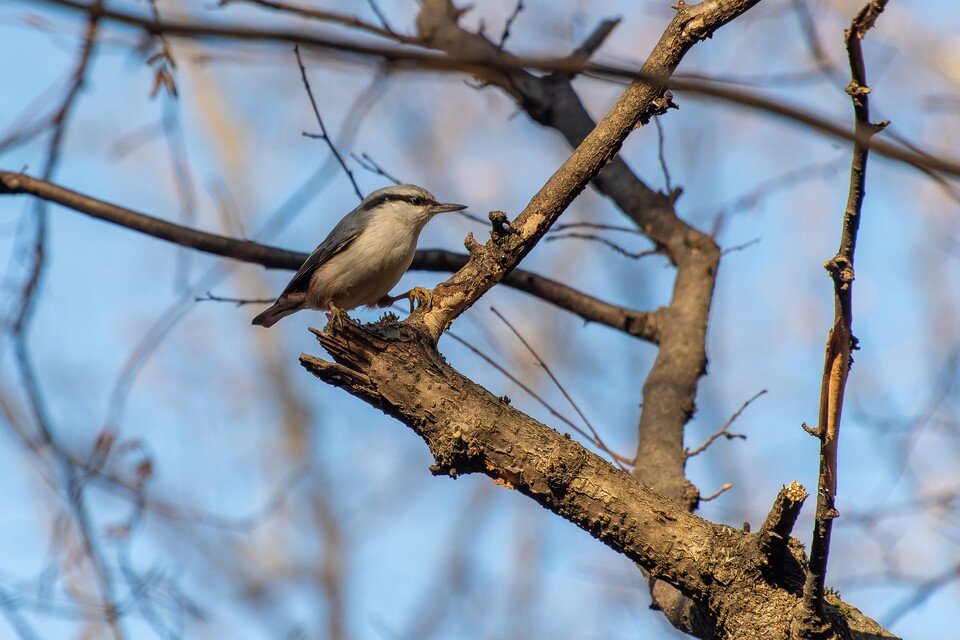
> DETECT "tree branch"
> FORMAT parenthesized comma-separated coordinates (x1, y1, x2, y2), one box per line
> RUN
(800, 2, 889, 637)
(0, 170, 657, 341)
(298, 321, 897, 639)
(29, 0, 960, 179)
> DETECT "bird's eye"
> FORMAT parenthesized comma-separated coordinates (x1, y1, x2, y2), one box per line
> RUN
(411, 196, 424, 206)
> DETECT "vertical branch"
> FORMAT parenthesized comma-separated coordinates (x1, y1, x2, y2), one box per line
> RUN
(800, 1, 889, 635)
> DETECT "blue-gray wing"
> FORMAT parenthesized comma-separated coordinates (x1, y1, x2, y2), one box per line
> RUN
(280, 209, 367, 297)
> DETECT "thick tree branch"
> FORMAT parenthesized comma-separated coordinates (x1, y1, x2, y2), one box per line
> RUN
(409, 0, 761, 342)
(299, 321, 897, 639)
(0, 170, 656, 341)
(800, 3, 888, 637)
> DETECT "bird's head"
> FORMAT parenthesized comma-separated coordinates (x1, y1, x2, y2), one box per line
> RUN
(360, 184, 467, 227)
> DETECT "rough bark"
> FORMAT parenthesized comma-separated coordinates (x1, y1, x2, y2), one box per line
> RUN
(300, 320, 897, 640)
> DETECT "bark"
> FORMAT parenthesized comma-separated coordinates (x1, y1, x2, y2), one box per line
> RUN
(300, 320, 897, 640)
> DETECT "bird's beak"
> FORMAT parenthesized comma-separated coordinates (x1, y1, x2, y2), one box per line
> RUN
(431, 202, 468, 214)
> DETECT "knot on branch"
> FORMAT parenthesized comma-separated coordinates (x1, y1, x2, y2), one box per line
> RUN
(489, 210, 517, 241)
(824, 255, 854, 287)
(428, 429, 484, 479)
(638, 91, 678, 126)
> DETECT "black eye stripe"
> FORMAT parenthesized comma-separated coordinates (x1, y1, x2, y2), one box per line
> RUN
(359, 193, 437, 211)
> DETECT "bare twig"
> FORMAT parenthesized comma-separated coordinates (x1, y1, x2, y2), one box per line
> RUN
(545, 232, 661, 260)
(700, 482, 733, 502)
(350, 152, 401, 185)
(294, 45, 363, 201)
(497, 0, 524, 50)
(489, 306, 629, 471)
(800, 1, 889, 634)
(685, 389, 765, 459)
(195, 292, 274, 306)
(447, 330, 631, 467)
(220, 0, 419, 44)
(653, 116, 673, 193)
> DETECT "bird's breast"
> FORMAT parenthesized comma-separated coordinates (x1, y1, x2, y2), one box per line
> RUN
(308, 220, 418, 309)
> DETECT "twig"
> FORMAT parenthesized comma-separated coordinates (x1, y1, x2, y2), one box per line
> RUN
(220, 0, 418, 44)
(800, 1, 889, 634)
(700, 482, 733, 502)
(195, 292, 274, 306)
(544, 232, 661, 260)
(350, 152, 401, 185)
(293, 45, 363, 201)
(363, 0, 393, 33)
(653, 116, 673, 193)
(489, 307, 629, 471)
(497, 0, 524, 50)
(685, 390, 764, 458)
(446, 330, 631, 468)
(721, 237, 761, 255)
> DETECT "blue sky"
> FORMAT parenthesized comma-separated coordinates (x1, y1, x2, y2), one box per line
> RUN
(1, 0, 959, 638)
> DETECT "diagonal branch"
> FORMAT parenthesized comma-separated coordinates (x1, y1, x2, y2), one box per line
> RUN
(298, 320, 897, 639)
(0, 170, 658, 341)
(410, 0, 764, 341)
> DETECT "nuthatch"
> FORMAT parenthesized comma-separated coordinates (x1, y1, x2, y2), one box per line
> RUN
(252, 184, 467, 328)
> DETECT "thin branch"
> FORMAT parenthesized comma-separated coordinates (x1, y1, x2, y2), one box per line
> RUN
(653, 116, 673, 193)
(496, 0, 524, 50)
(195, 292, 274, 306)
(29, 0, 960, 178)
(685, 389, 765, 459)
(350, 152, 401, 185)
(544, 232, 661, 260)
(446, 330, 631, 467)
(0, 171, 659, 342)
(220, 0, 418, 44)
(293, 45, 363, 201)
(700, 482, 733, 502)
(801, 1, 889, 634)
(489, 306, 629, 471)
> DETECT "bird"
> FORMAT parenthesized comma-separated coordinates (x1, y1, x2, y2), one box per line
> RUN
(252, 184, 467, 328)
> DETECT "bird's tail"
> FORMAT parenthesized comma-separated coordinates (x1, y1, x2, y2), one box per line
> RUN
(252, 300, 299, 328)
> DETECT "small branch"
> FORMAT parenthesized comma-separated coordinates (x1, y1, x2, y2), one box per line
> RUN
(685, 389, 765, 459)
(489, 306, 629, 471)
(801, 1, 888, 635)
(350, 152, 401, 185)
(496, 0, 524, 50)
(0, 171, 658, 341)
(700, 482, 733, 502)
(544, 232, 661, 260)
(220, 0, 419, 44)
(195, 292, 274, 306)
(757, 481, 808, 568)
(293, 45, 363, 201)
(568, 18, 621, 65)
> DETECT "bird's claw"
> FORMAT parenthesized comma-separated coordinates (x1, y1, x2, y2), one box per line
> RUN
(325, 305, 350, 330)
(407, 286, 433, 313)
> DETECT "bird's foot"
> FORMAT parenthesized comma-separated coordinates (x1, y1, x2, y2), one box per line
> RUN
(407, 286, 433, 313)
(325, 305, 350, 330)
